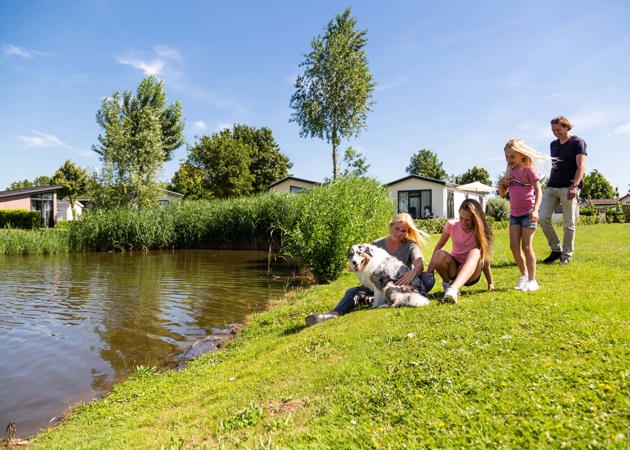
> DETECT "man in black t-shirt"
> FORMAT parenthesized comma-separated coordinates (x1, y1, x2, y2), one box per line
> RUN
(539, 116, 588, 265)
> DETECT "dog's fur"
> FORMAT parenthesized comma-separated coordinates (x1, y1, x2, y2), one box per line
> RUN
(348, 243, 430, 308)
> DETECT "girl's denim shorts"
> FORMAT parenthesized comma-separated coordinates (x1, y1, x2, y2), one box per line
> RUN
(509, 214, 537, 229)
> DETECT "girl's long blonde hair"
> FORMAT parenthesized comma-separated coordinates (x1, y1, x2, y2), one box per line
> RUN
(459, 199, 493, 262)
(390, 212, 429, 247)
(504, 138, 554, 176)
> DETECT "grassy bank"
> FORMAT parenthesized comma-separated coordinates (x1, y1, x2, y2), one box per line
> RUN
(24, 224, 630, 448)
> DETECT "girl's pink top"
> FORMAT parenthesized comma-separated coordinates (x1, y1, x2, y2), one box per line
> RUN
(444, 220, 478, 265)
(508, 166, 539, 216)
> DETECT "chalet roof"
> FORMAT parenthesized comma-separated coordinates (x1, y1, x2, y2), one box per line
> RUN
(386, 174, 449, 186)
(0, 185, 63, 198)
(267, 176, 320, 189)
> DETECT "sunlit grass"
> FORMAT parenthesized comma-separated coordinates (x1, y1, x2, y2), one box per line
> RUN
(27, 224, 630, 449)
(0, 228, 70, 255)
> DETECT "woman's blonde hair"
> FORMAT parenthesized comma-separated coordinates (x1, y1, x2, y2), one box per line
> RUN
(504, 138, 554, 174)
(389, 212, 429, 247)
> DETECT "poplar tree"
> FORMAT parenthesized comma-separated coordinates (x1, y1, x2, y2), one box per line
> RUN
(290, 7, 375, 181)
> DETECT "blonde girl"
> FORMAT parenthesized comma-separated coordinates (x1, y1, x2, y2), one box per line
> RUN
(498, 138, 552, 292)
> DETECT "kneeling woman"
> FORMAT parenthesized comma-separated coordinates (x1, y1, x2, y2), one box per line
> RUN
(426, 199, 494, 304)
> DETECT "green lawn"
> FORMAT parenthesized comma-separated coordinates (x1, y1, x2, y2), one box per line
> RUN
(27, 224, 630, 449)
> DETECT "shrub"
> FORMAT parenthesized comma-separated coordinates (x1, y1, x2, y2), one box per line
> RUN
(486, 197, 510, 222)
(605, 207, 625, 223)
(280, 177, 394, 283)
(415, 218, 447, 235)
(0, 209, 40, 229)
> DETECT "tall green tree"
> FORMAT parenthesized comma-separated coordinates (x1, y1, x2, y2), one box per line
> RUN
(290, 7, 375, 181)
(406, 149, 448, 181)
(52, 160, 90, 219)
(92, 76, 184, 208)
(582, 169, 616, 199)
(172, 125, 291, 199)
(231, 124, 292, 192)
(456, 166, 492, 186)
(7, 176, 53, 190)
(174, 130, 254, 199)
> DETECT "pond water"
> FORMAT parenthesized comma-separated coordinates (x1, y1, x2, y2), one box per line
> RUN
(0, 250, 301, 438)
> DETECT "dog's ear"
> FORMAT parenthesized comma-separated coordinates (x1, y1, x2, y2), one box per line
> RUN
(364, 245, 373, 257)
(348, 246, 355, 258)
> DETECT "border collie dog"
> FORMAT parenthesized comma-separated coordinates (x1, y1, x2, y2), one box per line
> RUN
(348, 244, 430, 308)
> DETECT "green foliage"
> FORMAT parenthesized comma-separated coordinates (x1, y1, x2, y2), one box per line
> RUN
(415, 218, 447, 235)
(340, 146, 370, 178)
(582, 169, 615, 199)
(92, 76, 185, 208)
(173, 125, 291, 199)
(455, 165, 492, 185)
(68, 192, 294, 252)
(6, 176, 54, 190)
(232, 124, 293, 193)
(0, 228, 69, 255)
(290, 7, 375, 181)
(281, 177, 393, 283)
(405, 149, 448, 181)
(69, 206, 176, 252)
(0, 209, 40, 229)
(52, 160, 90, 218)
(486, 196, 510, 221)
(605, 207, 625, 223)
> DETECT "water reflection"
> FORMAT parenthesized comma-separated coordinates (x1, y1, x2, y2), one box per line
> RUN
(0, 250, 300, 438)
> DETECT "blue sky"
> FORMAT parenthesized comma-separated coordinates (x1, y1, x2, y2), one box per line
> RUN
(2, 0, 629, 194)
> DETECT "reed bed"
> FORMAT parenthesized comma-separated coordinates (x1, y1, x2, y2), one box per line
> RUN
(0, 228, 70, 255)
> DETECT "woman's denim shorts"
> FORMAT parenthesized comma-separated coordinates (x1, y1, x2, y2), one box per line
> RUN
(509, 214, 537, 229)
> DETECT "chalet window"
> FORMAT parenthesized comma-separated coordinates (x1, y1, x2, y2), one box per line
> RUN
(447, 191, 455, 218)
(30, 193, 55, 227)
(398, 190, 431, 219)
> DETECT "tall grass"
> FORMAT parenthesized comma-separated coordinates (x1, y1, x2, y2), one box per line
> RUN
(281, 177, 394, 283)
(0, 228, 70, 255)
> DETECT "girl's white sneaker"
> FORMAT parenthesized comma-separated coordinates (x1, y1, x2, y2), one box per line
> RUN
(514, 275, 529, 290)
(526, 280, 539, 292)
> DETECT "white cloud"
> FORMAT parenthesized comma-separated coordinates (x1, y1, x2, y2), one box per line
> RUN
(118, 56, 165, 75)
(613, 122, 630, 134)
(18, 130, 72, 149)
(190, 121, 206, 134)
(375, 76, 408, 91)
(154, 45, 181, 61)
(2, 44, 32, 58)
(118, 45, 181, 76)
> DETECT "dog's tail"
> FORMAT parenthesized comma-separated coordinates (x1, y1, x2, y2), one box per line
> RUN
(384, 283, 430, 308)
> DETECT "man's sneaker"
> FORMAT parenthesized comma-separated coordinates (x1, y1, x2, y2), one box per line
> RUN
(514, 275, 529, 290)
(559, 257, 570, 265)
(443, 287, 459, 304)
(526, 280, 539, 291)
(305, 312, 339, 326)
(543, 251, 562, 264)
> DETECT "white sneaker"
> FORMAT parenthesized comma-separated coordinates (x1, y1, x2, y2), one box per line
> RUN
(443, 287, 458, 304)
(514, 275, 529, 290)
(526, 280, 539, 292)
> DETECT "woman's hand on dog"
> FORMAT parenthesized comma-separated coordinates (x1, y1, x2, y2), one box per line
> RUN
(396, 270, 417, 286)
